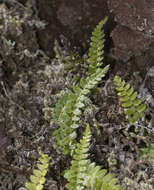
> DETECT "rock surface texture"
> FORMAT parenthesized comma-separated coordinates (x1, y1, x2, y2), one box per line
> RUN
(37, 0, 113, 56)
(107, 0, 154, 61)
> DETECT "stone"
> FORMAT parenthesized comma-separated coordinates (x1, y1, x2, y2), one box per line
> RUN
(108, 0, 154, 61)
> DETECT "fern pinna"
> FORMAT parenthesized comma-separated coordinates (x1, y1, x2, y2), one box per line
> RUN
(88, 16, 108, 75)
(114, 75, 146, 123)
(64, 124, 121, 190)
(52, 17, 109, 155)
(25, 152, 50, 190)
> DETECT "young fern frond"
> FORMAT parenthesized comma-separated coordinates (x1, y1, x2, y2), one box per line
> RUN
(25, 153, 50, 190)
(88, 16, 108, 75)
(64, 124, 121, 190)
(114, 75, 146, 123)
(52, 17, 109, 155)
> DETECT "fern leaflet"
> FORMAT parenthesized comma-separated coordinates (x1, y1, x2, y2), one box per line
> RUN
(25, 152, 50, 190)
(114, 75, 146, 123)
(88, 16, 108, 75)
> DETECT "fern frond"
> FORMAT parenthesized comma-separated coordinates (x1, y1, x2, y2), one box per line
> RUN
(88, 16, 108, 75)
(52, 17, 109, 155)
(64, 124, 91, 190)
(86, 162, 121, 190)
(139, 143, 154, 160)
(114, 75, 146, 123)
(52, 66, 109, 154)
(64, 125, 121, 190)
(70, 66, 109, 130)
(25, 153, 50, 190)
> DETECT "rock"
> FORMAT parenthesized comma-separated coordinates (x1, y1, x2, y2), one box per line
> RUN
(111, 25, 151, 61)
(37, 0, 113, 56)
(108, 0, 154, 61)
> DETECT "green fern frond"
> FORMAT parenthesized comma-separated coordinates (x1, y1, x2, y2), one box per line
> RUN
(70, 66, 109, 129)
(25, 153, 50, 190)
(139, 143, 154, 160)
(52, 66, 109, 154)
(86, 163, 121, 190)
(114, 75, 146, 123)
(88, 16, 108, 75)
(52, 18, 109, 155)
(64, 124, 91, 190)
(64, 124, 121, 190)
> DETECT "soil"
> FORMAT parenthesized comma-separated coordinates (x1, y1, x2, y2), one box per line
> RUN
(0, 1, 153, 190)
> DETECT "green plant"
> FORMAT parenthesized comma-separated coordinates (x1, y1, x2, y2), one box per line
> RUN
(64, 124, 121, 190)
(88, 16, 108, 75)
(52, 17, 109, 155)
(25, 152, 50, 190)
(139, 143, 154, 160)
(63, 124, 91, 190)
(114, 75, 146, 123)
(24, 17, 152, 190)
(53, 66, 109, 154)
(86, 163, 121, 190)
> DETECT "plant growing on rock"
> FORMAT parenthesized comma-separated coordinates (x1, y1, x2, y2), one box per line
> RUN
(24, 17, 152, 190)
(52, 17, 109, 155)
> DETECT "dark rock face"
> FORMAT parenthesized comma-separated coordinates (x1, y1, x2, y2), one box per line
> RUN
(37, 0, 113, 56)
(134, 46, 154, 76)
(108, 0, 154, 36)
(108, 0, 154, 61)
(57, 0, 90, 28)
(111, 25, 151, 61)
